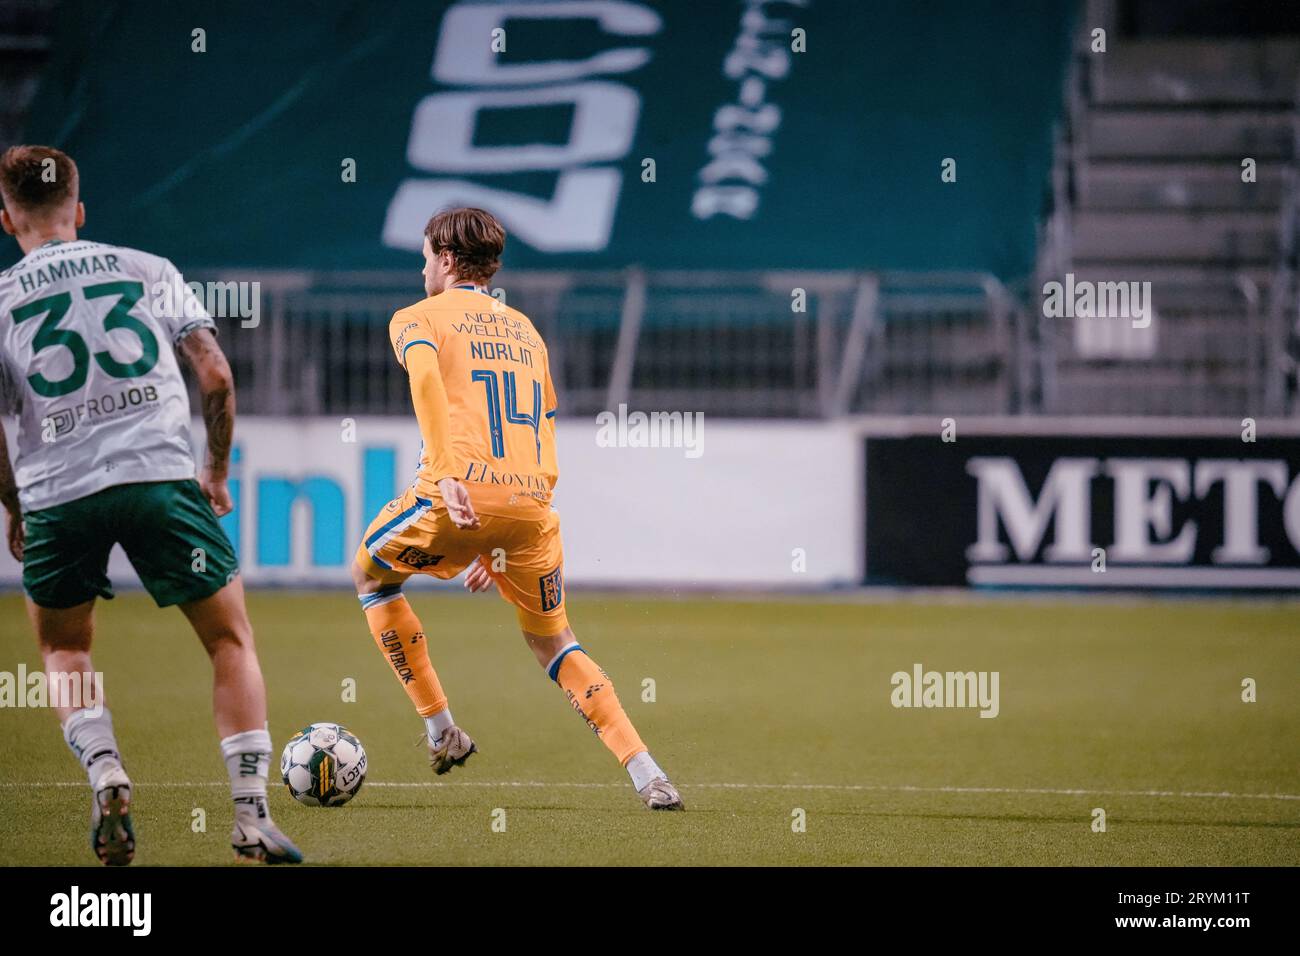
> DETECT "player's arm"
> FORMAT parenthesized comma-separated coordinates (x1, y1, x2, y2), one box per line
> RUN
(177, 328, 236, 516)
(0, 418, 21, 560)
(404, 344, 479, 530)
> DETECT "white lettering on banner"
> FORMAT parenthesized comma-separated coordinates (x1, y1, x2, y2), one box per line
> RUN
(692, 0, 807, 220)
(1194, 460, 1289, 564)
(383, 170, 622, 253)
(1104, 458, 1196, 564)
(385, 0, 663, 254)
(433, 1, 661, 85)
(406, 83, 640, 173)
(966, 456, 1300, 583)
(965, 457, 1099, 564)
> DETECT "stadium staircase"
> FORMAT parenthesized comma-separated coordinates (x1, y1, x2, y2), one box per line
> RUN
(1040, 34, 1300, 415)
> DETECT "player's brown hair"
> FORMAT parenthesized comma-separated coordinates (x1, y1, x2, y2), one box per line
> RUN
(424, 207, 505, 284)
(0, 145, 79, 216)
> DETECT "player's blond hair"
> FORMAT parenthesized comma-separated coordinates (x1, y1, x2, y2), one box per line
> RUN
(0, 145, 79, 216)
(424, 207, 505, 284)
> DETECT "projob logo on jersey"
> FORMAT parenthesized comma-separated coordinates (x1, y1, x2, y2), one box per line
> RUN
(49, 886, 151, 936)
(42, 384, 160, 441)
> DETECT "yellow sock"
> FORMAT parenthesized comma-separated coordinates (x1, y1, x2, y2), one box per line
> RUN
(361, 590, 448, 718)
(550, 643, 646, 765)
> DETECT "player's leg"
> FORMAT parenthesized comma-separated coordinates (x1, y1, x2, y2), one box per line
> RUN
(354, 493, 476, 774)
(178, 577, 265, 735)
(120, 479, 299, 863)
(499, 514, 683, 809)
(22, 492, 136, 864)
(28, 598, 137, 864)
(524, 624, 681, 809)
(177, 579, 300, 863)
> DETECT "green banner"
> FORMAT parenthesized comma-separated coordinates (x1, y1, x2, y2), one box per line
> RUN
(17, 0, 1074, 276)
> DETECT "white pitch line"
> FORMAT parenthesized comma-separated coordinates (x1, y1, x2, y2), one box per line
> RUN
(1, 781, 1297, 801)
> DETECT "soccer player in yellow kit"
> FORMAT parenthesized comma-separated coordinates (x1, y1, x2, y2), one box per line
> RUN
(351, 208, 682, 810)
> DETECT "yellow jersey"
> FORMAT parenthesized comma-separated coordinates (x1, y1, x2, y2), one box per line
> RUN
(389, 286, 558, 519)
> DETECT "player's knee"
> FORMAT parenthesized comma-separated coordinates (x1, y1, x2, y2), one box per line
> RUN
(31, 601, 95, 653)
(41, 647, 94, 676)
(38, 628, 94, 655)
(351, 559, 382, 594)
(200, 618, 255, 657)
(524, 626, 576, 671)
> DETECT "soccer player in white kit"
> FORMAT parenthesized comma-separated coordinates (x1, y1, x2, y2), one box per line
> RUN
(0, 145, 300, 865)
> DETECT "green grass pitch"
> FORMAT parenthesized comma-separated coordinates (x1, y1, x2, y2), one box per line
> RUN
(1, 589, 1297, 866)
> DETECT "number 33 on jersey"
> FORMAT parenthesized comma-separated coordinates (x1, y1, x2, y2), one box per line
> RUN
(0, 239, 215, 511)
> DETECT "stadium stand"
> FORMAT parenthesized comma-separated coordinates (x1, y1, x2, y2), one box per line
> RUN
(1039, 12, 1300, 415)
(4, 1, 1296, 418)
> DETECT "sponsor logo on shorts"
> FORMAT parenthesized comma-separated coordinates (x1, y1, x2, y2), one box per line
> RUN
(539, 567, 563, 612)
(396, 546, 444, 569)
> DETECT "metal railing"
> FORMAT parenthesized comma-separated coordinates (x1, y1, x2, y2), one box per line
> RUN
(197, 266, 1276, 420)
(201, 268, 1036, 419)
(1270, 79, 1300, 414)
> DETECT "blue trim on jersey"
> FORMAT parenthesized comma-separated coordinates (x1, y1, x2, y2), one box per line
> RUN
(547, 644, 585, 683)
(402, 339, 437, 364)
(364, 502, 421, 548)
(451, 283, 490, 294)
(545, 409, 556, 419)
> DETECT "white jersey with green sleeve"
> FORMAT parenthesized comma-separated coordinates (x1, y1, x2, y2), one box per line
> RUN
(0, 239, 215, 511)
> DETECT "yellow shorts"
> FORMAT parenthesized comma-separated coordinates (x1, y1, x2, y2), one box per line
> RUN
(355, 486, 568, 635)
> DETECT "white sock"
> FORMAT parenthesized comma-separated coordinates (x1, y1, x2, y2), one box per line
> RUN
(63, 708, 124, 789)
(425, 708, 455, 747)
(625, 751, 665, 792)
(221, 729, 272, 823)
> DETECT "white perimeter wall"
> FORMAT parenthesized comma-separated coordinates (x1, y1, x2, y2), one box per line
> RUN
(0, 417, 863, 590)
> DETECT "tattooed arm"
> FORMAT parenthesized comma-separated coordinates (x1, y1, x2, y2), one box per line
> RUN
(0, 418, 21, 560)
(177, 328, 236, 516)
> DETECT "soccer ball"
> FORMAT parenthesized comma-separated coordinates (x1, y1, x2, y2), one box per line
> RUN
(280, 723, 367, 807)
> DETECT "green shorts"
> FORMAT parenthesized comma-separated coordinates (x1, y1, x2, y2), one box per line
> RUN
(22, 479, 240, 609)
